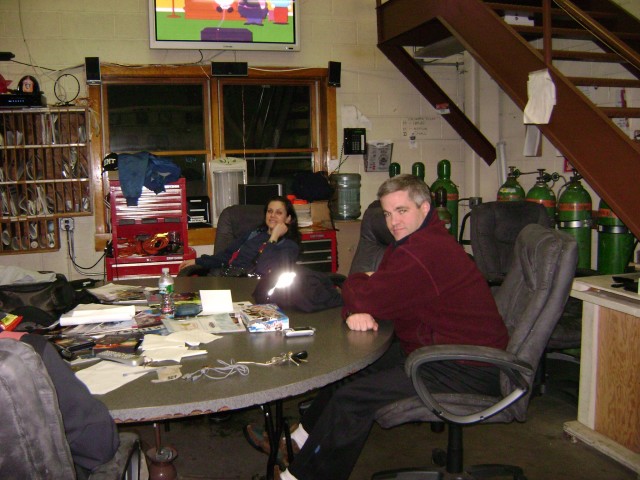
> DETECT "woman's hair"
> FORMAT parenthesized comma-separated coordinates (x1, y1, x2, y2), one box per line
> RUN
(377, 174, 432, 207)
(262, 195, 301, 243)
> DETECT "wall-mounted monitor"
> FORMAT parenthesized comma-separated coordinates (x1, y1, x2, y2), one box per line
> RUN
(149, 0, 300, 52)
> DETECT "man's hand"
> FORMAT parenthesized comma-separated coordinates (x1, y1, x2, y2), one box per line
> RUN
(346, 313, 379, 331)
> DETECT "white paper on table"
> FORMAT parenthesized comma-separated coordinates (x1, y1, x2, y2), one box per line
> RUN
(60, 304, 136, 326)
(142, 332, 219, 351)
(199, 289, 233, 314)
(140, 332, 212, 363)
(142, 347, 207, 363)
(75, 361, 151, 395)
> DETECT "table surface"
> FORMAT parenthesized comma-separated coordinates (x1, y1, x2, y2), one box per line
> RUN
(571, 272, 640, 317)
(98, 277, 394, 423)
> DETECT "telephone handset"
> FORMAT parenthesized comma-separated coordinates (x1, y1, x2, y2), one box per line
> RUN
(344, 128, 366, 155)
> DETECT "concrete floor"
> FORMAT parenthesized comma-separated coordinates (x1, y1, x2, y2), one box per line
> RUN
(122, 360, 637, 480)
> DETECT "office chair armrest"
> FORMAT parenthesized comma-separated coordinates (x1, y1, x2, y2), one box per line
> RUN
(405, 344, 533, 425)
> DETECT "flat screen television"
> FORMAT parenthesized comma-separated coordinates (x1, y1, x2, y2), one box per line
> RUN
(149, 0, 300, 52)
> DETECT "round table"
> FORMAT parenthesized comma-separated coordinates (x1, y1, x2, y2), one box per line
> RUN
(99, 276, 394, 423)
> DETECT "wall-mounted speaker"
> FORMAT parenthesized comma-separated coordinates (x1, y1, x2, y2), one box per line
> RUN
(328, 61, 341, 87)
(85, 57, 101, 85)
(211, 62, 249, 77)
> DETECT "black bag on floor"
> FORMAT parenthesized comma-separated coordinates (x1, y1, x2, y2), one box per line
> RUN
(0, 273, 77, 319)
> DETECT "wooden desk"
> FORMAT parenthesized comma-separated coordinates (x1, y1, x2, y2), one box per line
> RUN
(100, 277, 394, 423)
(564, 273, 640, 474)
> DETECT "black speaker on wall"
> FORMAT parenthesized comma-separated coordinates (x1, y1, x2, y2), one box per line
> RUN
(211, 61, 249, 77)
(85, 57, 101, 85)
(328, 61, 341, 87)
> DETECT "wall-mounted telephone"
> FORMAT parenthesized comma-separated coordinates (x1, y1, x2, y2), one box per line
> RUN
(344, 128, 367, 155)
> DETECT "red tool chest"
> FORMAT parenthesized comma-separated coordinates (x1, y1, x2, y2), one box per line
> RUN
(106, 178, 196, 280)
(298, 227, 337, 273)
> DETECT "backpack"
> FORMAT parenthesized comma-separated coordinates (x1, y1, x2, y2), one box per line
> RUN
(292, 171, 333, 202)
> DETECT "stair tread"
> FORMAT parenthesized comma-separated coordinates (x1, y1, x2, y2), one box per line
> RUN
(568, 77, 640, 88)
(540, 49, 628, 63)
(514, 25, 640, 41)
(486, 1, 617, 21)
(600, 107, 640, 118)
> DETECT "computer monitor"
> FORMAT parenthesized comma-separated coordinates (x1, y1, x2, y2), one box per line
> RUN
(239, 184, 284, 206)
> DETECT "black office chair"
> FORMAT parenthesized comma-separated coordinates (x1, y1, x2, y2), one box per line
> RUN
(0, 339, 141, 479)
(349, 200, 394, 275)
(371, 224, 578, 480)
(468, 201, 582, 394)
(468, 201, 551, 287)
(179, 204, 265, 277)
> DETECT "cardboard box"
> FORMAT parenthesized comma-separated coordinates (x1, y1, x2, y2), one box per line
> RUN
(310, 201, 331, 228)
(239, 304, 289, 332)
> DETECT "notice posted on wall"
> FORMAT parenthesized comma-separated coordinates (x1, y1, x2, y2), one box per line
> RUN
(364, 141, 393, 172)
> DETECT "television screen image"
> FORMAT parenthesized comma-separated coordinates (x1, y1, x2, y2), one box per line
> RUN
(149, 0, 299, 51)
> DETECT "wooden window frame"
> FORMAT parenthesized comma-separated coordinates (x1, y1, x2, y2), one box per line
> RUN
(88, 65, 337, 251)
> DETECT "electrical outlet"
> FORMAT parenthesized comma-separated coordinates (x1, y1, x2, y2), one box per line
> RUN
(59, 218, 74, 232)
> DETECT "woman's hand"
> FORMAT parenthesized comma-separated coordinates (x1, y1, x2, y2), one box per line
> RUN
(269, 222, 289, 242)
(346, 313, 379, 332)
(179, 259, 196, 271)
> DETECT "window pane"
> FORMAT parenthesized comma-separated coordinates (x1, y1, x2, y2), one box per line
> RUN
(107, 84, 205, 152)
(245, 153, 312, 192)
(170, 154, 207, 197)
(223, 84, 311, 150)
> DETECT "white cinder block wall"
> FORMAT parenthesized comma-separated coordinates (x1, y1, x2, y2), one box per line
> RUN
(0, 0, 636, 278)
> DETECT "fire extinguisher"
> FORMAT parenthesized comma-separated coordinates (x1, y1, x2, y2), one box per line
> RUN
(430, 159, 459, 239)
(557, 170, 593, 271)
(497, 166, 525, 202)
(596, 199, 636, 274)
(526, 169, 558, 225)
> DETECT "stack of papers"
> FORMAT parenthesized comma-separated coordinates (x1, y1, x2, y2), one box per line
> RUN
(140, 332, 213, 362)
(87, 283, 151, 304)
(60, 304, 136, 326)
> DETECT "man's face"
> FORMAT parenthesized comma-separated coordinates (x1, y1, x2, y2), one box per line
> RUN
(380, 189, 430, 241)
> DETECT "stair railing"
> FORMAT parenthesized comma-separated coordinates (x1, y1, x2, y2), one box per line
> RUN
(552, 0, 640, 75)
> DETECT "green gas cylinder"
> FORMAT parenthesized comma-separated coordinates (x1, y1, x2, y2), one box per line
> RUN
(434, 187, 453, 235)
(412, 162, 425, 182)
(430, 159, 459, 239)
(596, 200, 635, 274)
(526, 169, 557, 225)
(389, 162, 401, 178)
(557, 171, 592, 270)
(497, 166, 525, 202)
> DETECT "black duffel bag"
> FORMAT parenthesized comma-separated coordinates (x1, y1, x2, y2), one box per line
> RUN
(0, 273, 77, 320)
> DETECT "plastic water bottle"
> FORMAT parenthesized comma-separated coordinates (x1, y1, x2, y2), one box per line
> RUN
(158, 267, 175, 316)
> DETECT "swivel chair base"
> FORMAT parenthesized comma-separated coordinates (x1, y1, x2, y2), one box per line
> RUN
(372, 469, 443, 480)
(371, 463, 526, 480)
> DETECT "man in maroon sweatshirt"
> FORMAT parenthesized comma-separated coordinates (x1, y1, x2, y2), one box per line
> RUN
(246, 174, 509, 480)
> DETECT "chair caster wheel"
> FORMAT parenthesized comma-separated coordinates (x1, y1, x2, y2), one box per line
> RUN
(432, 447, 447, 467)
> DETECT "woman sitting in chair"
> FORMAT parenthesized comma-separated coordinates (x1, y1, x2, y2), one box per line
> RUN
(180, 196, 300, 277)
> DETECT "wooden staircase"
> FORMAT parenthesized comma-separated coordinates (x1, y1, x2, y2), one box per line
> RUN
(376, 0, 640, 239)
